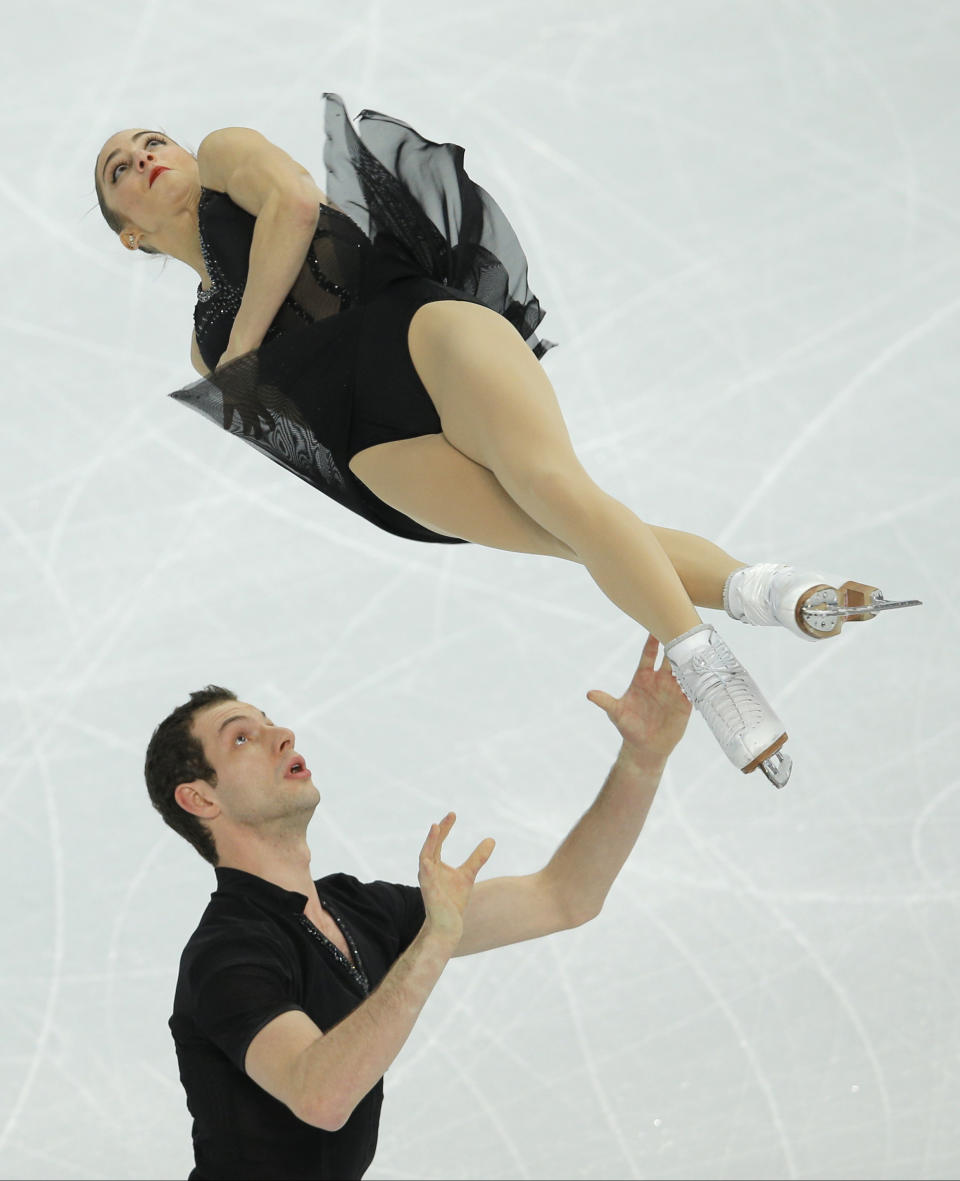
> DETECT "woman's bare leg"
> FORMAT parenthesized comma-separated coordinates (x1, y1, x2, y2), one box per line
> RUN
(350, 437, 746, 606)
(350, 434, 579, 559)
(648, 526, 745, 610)
(356, 299, 744, 642)
(407, 301, 705, 642)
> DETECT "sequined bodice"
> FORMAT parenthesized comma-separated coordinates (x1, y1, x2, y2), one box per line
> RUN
(193, 188, 370, 371)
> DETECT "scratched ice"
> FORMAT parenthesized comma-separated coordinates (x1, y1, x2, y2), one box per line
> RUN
(2, 2, 959, 1179)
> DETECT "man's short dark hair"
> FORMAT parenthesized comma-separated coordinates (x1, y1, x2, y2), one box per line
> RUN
(144, 686, 237, 864)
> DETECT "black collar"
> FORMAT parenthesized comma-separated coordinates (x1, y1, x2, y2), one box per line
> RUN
(213, 866, 308, 916)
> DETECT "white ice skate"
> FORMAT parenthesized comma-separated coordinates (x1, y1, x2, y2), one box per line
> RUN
(665, 624, 792, 788)
(724, 564, 922, 642)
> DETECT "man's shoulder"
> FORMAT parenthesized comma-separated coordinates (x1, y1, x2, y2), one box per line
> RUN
(178, 890, 290, 972)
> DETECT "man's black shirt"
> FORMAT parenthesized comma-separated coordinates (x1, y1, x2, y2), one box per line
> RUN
(170, 867, 425, 1180)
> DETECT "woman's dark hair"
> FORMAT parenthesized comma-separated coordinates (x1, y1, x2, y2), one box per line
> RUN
(144, 686, 238, 864)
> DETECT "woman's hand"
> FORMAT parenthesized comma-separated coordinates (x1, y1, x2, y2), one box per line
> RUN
(587, 633, 692, 767)
(418, 813, 495, 948)
(216, 331, 262, 370)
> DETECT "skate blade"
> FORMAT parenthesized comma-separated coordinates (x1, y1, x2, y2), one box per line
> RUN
(742, 733, 789, 777)
(760, 749, 792, 788)
(799, 582, 923, 637)
(835, 581, 923, 621)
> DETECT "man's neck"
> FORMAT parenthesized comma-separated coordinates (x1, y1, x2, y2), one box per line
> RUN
(217, 833, 323, 918)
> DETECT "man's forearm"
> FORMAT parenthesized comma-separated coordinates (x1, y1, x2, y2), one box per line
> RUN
(544, 746, 667, 923)
(295, 924, 454, 1130)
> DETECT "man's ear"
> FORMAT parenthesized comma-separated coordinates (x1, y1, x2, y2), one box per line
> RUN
(174, 780, 220, 821)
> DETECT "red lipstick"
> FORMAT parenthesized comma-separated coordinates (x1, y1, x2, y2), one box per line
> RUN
(148, 166, 169, 187)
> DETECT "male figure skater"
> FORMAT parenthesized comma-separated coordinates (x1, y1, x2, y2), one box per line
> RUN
(145, 635, 691, 1180)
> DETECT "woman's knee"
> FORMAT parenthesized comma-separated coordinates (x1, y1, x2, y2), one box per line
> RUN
(504, 460, 610, 526)
(349, 433, 579, 559)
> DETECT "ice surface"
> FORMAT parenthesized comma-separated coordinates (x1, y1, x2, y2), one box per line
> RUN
(2, 1, 959, 1178)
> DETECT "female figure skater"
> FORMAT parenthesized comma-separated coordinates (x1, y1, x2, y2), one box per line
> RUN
(94, 95, 918, 787)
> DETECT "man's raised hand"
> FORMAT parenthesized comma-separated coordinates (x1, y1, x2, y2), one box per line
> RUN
(586, 633, 692, 766)
(418, 813, 495, 948)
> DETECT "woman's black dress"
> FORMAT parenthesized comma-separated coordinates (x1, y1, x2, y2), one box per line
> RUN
(171, 93, 554, 544)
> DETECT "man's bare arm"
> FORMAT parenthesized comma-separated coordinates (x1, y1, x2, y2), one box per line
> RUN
(245, 923, 454, 1130)
(455, 634, 691, 957)
(244, 816, 493, 1130)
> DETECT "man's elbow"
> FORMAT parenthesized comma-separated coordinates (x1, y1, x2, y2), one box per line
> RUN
(538, 871, 603, 932)
(565, 899, 602, 929)
(553, 888, 602, 931)
(297, 1094, 353, 1132)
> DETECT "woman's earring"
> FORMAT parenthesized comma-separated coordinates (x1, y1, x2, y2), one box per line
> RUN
(128, 235, 135, 245)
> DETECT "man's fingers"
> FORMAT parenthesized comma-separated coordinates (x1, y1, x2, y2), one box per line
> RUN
(433, 812, 456, 851)
(638, 631, 659, 670)
(421, 812, 456, 861)
(422, 816, 496, 888)
(419, 822, 439, 861)
(462, 837, 496, 879)
(589, 636, 664, 714)
(587, 689, 616, 714)
(629, 634, 661, 688)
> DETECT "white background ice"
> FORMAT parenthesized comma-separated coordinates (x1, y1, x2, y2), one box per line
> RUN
(2, 1, 958, 1178)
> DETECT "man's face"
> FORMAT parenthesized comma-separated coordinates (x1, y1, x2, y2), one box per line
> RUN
(189, 700, 319, 830)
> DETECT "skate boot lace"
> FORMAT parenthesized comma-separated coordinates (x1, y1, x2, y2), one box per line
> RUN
(677, 639, 766, 745)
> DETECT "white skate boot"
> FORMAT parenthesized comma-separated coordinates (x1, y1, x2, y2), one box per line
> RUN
(723, 564, 922, 642)
(665, 624, 792, 787)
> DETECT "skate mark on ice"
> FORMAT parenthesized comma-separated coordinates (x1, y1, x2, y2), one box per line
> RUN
(646, 908, 799, 1178)
(0, 739, 65, 1155)
(669, 801, 896, 1165)
(550, 935, 641, 1177)
(910, 778, 960, 890)
(717, 295, 960, 547)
